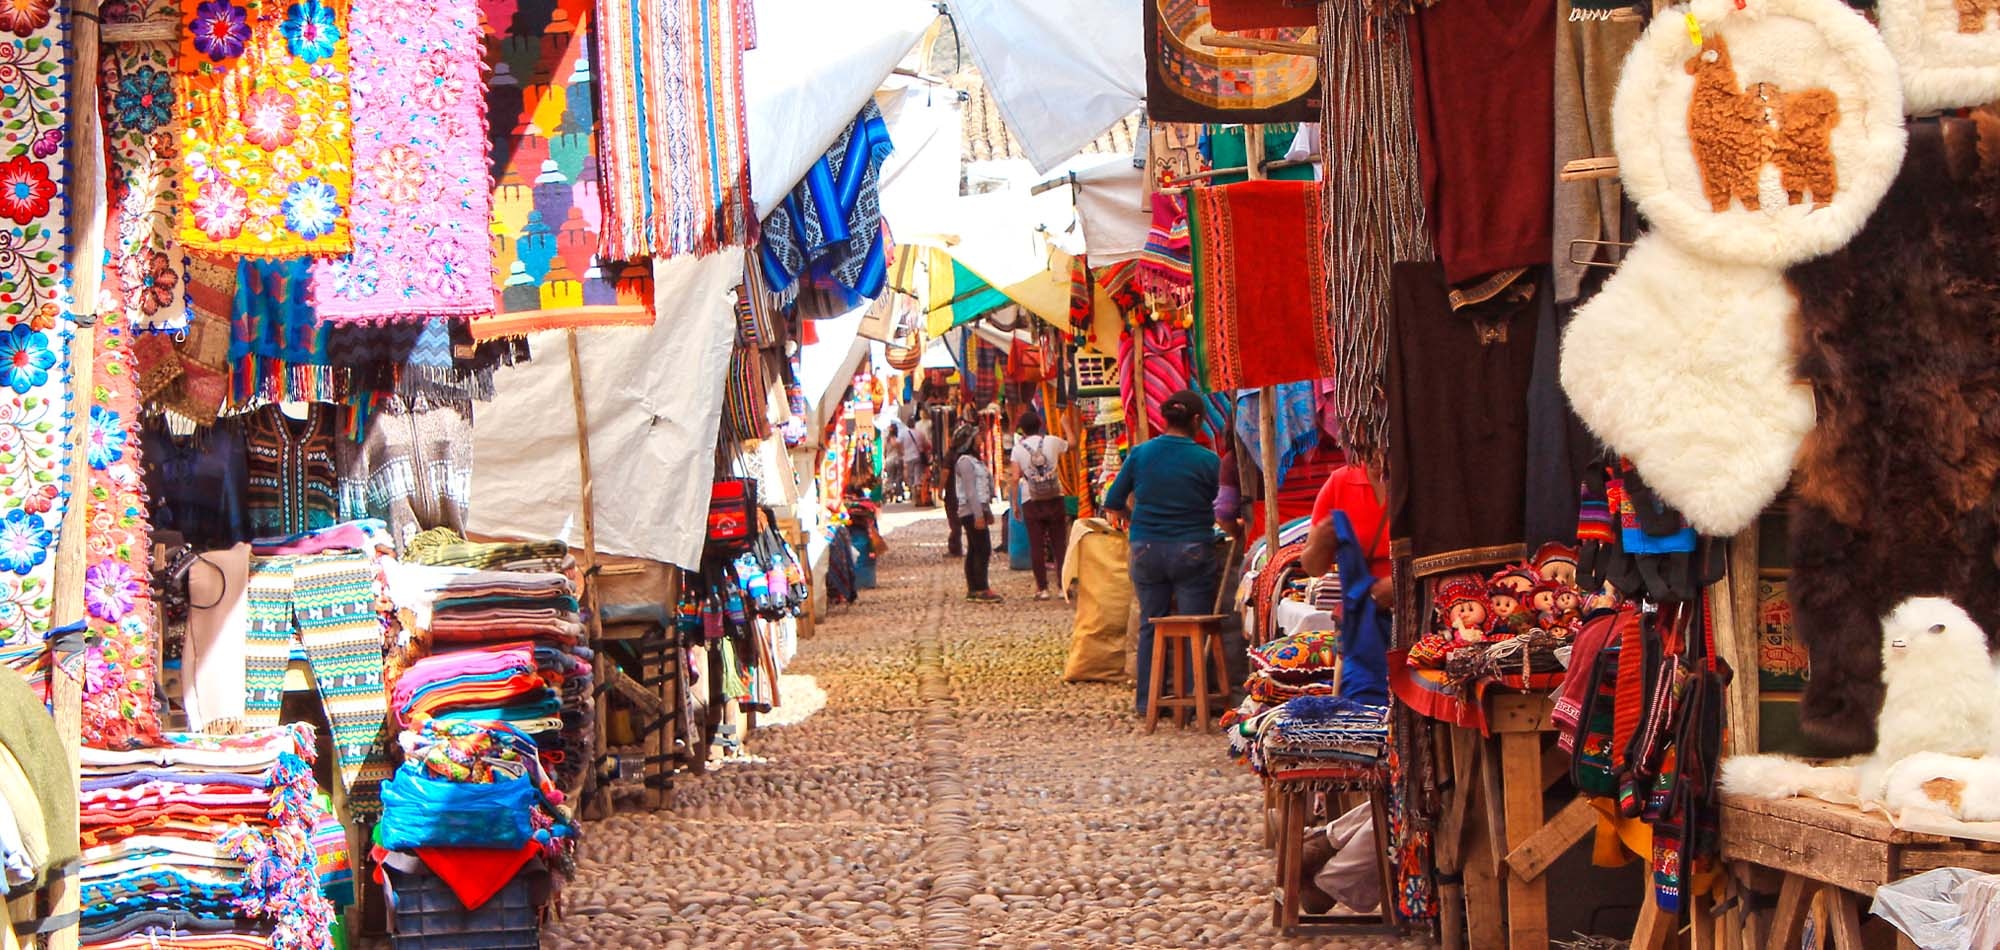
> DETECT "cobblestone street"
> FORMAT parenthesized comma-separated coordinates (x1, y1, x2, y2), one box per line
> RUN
(547, 512, 1433, 948)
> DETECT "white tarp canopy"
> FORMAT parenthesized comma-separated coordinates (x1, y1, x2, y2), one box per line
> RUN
(747, 0, 937, 219)
(1071, 157, 1149, 264)
(468, 253, 742, 570)
(948, 0, 1144, 174)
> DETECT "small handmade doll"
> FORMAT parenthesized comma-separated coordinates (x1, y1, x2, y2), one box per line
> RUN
(1532, 542, 1580, 589)
(1530, 579, 1564, 629)
(1492, 565, 1540, 597)
(1487, 584, 1537, 637)
(1410, 574, 1495, 668)
(1553, 587, 1585, 632)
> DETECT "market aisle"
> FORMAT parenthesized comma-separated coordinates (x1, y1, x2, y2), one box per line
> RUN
(547, 512, 1428, 948)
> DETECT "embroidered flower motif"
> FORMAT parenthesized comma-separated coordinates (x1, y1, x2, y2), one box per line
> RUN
(0, 155, 55, 225)
(113, 65, 174, 134)
(243, 89, 300, 150)
(422, 242, 472, 299)
(29, 129, 61, 160)
(193, 181, 249, 240)
(87, 404, 128, 469)
(327, 248, 379, 300)
(412, 50, 465, 112)
(0, 0, 53, 38)
(279, 0, 341, 64)
(282, 177, 341, 240)
(369, 144, 424, 205)
(0, 324, 55, 395)
(189, 0, 251, 62)
(84, 561, 140, 623)
(20, 483, 56, 516)
(134, 251, 179, 316)
(0, 509, 52, 576)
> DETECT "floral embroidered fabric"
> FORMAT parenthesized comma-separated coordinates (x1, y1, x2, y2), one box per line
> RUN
(178, 0, 354, 255)
(0, 312, 70, 653)
(81, 310, 161, 748)
(0, 0, 70, 330)
(101, 0, 188, 330)
(310, 0, 493, 322)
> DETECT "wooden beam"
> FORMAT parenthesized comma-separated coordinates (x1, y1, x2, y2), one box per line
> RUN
(1766, 874, 1816, 950)
(1503, 795, 1597, 882)
(101, 17, 175, 41)
(1724, 528, 1762, 754)
(1199, 34, 1319, 57)
(604, 667, 665, 720)
(1559, 156, 1620, 182)
(1500, 732, 1550, 950)
(1632, 895, 1674, 950)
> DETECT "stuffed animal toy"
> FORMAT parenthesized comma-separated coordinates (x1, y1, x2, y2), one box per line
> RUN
(1722, 597, 2000, 803)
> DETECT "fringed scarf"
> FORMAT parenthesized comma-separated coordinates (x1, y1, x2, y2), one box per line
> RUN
(79, 310, 162, 748)
(1136, 192, 1194, 306)
(229, 258, 340, 405)
(593, 0, 755, 258)
(1319, 3, 1431, 472)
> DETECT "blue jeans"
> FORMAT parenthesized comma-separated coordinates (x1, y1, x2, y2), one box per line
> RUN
(1131, 539, 1220, 714)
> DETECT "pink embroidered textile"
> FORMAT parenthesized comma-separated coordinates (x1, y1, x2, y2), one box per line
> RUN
(310, 0, 493, 321)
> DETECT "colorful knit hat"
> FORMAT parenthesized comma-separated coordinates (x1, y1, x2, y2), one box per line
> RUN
(1532, 542, 1580, 579)
(1433, 573, 1490, 615)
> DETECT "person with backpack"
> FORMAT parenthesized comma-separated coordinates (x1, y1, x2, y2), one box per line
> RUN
(1007, 411, 1071, 600)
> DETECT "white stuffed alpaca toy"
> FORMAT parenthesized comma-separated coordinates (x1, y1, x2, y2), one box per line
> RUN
(1722, 597, 2000, 804)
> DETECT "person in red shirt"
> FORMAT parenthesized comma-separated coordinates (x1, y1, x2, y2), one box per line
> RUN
(1302, 463, 1391, 583)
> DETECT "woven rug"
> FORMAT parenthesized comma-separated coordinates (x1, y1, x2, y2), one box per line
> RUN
(478, 0, 653, 339)
(100, 12, 188, 332)
(244, 553, 391, 809)
(312, 0, 492, 321)
(593, 0, 754, 259)
(1188, 180, 1330, 390)
(79, 310, 161, 748)
(0, 0, 69, 330)
(757, 102, 894, 304)
(178, 0, 354, 256)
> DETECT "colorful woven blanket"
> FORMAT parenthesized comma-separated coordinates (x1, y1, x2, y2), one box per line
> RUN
(178, 0, 355, 256)
(1188, 180, 1331, 390)
(757, 102, 894, 304)
(479, 0, 654, 338)
(593, 0, 754, 259)
(0, 0, 69, 331)
(312, 0, 493, 321)
(101, 12, 188, 331)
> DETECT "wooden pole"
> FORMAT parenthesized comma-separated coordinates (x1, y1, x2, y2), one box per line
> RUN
(1199, 34, 1320, 57)
(567, 329, 615, 819)
(43, 0, 104, 943)
(1131, 317, 1151, 443)
(1242, 124, 1282, 557)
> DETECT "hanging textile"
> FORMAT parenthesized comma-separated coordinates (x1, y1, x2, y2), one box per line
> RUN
(1136, 193, 1194, 306)
(1319, 2, 1431, 471)
(100, 20, 189, 332)
(311, 0, 494, 322)
(230, 258, 340, 404)
(177, 0, 355, 256)
(1145, 0, 1318, 123)
(0, 314, 71, 650)
(1200, 124, 1316, 185)
(1187, 180, 1331, 391)
(0, 0, 68, 330)
(243, 553, 391, 810)
(1233, 382, 1321, 491)
(479, 0, 654, 338)
(1117, 323, 1194, 439)
(756, 102, 894, 305)
(244, 404, 339, 539)
(720, 343, 771, 442)
(79, 310, 162, 748)
(593, 0, 755, 258)
(1209, 0, 1318, 29)
(335, 393, 474, 550)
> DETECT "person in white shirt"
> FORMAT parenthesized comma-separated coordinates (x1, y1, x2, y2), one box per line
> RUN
(1006, 411, 1070, 600)
(951, 422, 1000, 602)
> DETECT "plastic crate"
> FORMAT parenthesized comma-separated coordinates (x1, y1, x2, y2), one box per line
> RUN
(386, 858, 547, 949)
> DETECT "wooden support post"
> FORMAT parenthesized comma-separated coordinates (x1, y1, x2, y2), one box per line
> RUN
(568, 329, 614, 820)
(1500, 731, 1549, 950)
(1503, 795, 1597, 882)
(1767, 873, 1816, 950)
(1258, 387, 1280, 557)
(1462, 783, 1506, 949)
(1632, 894, 1674, 950)
(1723, 528, 1762, 754)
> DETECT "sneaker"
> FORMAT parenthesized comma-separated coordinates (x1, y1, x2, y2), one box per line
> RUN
(1034, 589, 1051, 601)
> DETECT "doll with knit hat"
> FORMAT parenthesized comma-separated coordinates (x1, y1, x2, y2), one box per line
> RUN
(1409, 574, 1501, 668)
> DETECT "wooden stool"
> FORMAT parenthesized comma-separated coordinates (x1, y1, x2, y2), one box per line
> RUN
(1145, 614, 1231, 733)
(1270, 778, 1403, 937)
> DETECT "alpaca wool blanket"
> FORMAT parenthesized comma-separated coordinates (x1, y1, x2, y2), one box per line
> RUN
(178, 0, 354, 256)
(1784, 113, 2000, 756)
(311, 0, 493, 322)
(1188, 180, 1331, 391)
(592, 0, 754, 259)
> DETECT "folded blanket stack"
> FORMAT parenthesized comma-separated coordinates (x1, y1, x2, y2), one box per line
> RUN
(77, 725, 338, 950)
(1252, 696, 1392, 787)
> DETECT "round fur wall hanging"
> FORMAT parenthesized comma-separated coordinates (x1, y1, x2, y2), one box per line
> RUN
(1878, 0, 2000, 113)
(1613, 0, 1906, 267)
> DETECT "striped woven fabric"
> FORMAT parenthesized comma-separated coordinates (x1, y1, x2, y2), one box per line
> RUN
(594, 0, 755, 259)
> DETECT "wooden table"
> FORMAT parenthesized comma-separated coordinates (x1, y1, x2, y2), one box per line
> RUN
(1433, 690, 1597, 950)
(1714, 793, 2000, 949)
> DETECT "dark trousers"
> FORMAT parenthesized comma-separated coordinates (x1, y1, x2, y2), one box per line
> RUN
(960, 515, 991, 594)
(1021, 497, 1068, 591)
(1130, 539, 1221, 714)
(944, 484, 963, 555)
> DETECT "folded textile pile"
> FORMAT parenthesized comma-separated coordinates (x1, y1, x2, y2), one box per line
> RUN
(1256, 697, 1391, 788)
(393, 647, 556, 732)
(374, 718, 576, 918)
(403, 528, 569, 572)
(78, 725, 338, 950)
(428, 570, 584, 645)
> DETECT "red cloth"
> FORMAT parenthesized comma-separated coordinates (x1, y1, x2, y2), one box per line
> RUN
(1189, 181, 1330, 390)
(415, 843, 540, 911)
(1208, 0, 1318, 29)
(1310, 464, 1391, 579)
(1409, 0, 1555, 283)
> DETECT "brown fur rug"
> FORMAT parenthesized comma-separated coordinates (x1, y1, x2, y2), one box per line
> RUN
(1785, 111, 2000, 756)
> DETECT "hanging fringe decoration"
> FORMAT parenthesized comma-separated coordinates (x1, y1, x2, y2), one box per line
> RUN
(1320, 2, 1432, 472)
